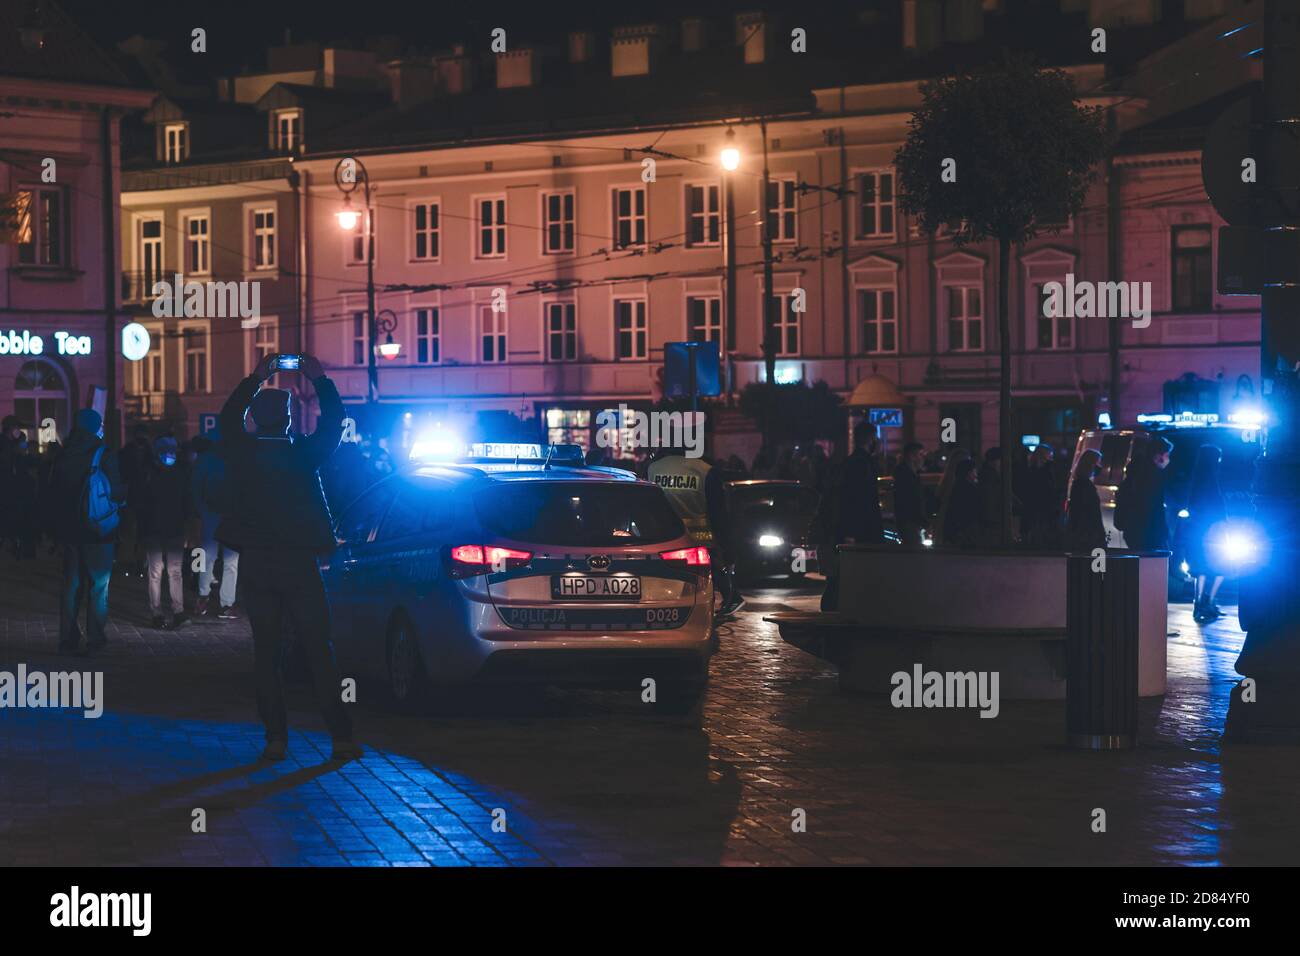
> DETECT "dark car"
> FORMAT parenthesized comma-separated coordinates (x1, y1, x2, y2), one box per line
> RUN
(724, 479, 820, 583)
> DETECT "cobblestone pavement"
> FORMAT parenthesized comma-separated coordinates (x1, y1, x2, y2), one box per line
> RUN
(1, 551, 1297, 866)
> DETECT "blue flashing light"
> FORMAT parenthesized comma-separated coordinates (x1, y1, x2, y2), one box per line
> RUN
(1097, 412, 1112, 429)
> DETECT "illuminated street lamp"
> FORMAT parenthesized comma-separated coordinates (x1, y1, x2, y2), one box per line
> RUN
(720, 127, 740, 171)
(334, 157, 379, 405)
(376, 309, 402, 360)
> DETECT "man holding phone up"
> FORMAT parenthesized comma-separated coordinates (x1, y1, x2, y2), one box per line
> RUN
(217, 353, 360, 763)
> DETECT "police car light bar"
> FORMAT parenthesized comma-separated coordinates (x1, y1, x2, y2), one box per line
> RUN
(410, 437, 587, 466)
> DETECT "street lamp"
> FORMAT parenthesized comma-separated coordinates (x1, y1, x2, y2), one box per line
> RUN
(376, 309, 402, 360)
(334, 157, 378, 406)
(720, 127, 740, 171)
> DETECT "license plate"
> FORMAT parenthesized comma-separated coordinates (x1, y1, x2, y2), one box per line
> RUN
(552, 575, 642, 600)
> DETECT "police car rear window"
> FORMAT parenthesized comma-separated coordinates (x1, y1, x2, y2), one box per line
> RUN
(473, 483, 684, 546)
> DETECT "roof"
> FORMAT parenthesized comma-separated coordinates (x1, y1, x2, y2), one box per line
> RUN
(0, 0, 141, 88)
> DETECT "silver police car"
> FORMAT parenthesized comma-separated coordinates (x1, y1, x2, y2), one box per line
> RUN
(320, 443, 714, 715)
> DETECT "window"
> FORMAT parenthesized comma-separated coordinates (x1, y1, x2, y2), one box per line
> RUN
(542, 191, 575, 255)
(476, 195, 506, 258)
(859, 287, 897, 354)
(765, 294, 800, 356)
(946, 285, 983, 352)
(249, 316, 278, 372)
(137, 216, 163, 299)
(615, 298, 647, 359)
(1034, 282, 1072, 350)
(183, 212, 210, 275)
(765, 177, 797, 243)
(351, 311, 367, 366)
(163, 123, 187, 164)
(545, 408, 590, 448)
(273, 110, 301, 153)
(250, 207, 276, 270)
(546, 301, 577, 361)
(412, 202, 440, 261)
(480, 305, 507, 363)
(415, 307, 440, 364)
(16, 187, 68, 267)
(686, 295, 721, 344)
(1172, 224, 1212, 312)
(180, 323, 209, 393)
(686, 183, 720, 247)
(132, 323, 164, 394)
(857, 170, 895, 238)
(335, 481, 397, 545)
(612, 187, 646, 249)
(345, 209, 374, 265)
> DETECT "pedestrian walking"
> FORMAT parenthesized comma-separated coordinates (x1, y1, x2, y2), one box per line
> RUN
(138, 435, 193, 629)
(49, 408, 124, 655)
(892, 441, 927, 547)
(942, 458, 982, 548)
(217, 353, 359, 763)
(191, 433, 240, 619)
(1115, 435, 1173, 551)
(1184, 444, 1228, 623)
(1065, 449, 1107, 552)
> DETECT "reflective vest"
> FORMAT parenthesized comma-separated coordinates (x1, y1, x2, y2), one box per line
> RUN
(647, 455, 713, 543)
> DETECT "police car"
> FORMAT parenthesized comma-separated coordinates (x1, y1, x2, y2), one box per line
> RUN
(320, 440, 714, 716)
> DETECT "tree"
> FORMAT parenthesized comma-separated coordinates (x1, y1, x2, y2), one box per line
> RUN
(739, 381, 845, 448)
(895, 54, 1109, 545)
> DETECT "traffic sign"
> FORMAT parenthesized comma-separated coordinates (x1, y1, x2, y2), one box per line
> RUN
(869, 407, 903, 428)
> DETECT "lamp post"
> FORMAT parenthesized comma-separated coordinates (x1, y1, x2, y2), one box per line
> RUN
(375, 309, 402, 361)
(334, 157, 377, 406)
(720, 128, 740, 399)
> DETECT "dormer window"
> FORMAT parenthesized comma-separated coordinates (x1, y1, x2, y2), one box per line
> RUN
(273, 109, 302, 153)
(163, 123, 188, 164)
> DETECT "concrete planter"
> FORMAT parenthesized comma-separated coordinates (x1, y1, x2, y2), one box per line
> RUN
(828, 546, 1169, 700)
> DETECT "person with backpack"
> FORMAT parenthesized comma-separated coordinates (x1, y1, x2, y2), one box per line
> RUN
(50, 408, 124, 655)
(1115, 436, 1173, 551)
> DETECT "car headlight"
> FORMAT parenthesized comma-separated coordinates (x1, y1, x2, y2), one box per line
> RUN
(758, 533, 783, 548)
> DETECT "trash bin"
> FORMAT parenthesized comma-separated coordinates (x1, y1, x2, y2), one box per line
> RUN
(1066, 552, 1140, 749)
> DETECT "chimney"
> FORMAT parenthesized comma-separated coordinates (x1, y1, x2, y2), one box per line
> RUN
(903, 0, 943, 53)
(385, 58, 437, 109)
(496, 48, 538, 88)
(435, 44, 474, 95)
(611, 24, 660, 77)
(681, 17, 706, 52)
(735, 11, 768, 64)
(944, 0, 985, 41)
(569, 30, 594, 63)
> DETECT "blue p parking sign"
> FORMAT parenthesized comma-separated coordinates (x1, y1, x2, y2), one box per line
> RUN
(199, 413, 218, 437)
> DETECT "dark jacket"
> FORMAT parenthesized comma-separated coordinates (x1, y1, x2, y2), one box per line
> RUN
(1020, 464, 1060, 538)
(1066, 475, 1107, 553)
(835, 449, 884, 544)
(48, 429, 124, 545)
(943, 480, 982, 548)
(137, 459, 193, 548)
(216, 374, 344, 553)
(892, 462, 926, 532)
(1119, 462, 1169, 551)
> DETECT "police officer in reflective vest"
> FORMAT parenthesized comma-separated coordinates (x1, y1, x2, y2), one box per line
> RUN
(648, 448, 744, 617)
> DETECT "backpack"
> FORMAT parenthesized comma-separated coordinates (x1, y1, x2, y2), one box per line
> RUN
(81, 446, 120, 536)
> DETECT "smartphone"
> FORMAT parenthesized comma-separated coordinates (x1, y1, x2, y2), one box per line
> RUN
(275, 354, 301, 371)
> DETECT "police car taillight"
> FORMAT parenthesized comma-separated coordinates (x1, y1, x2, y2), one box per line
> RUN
(446, 544, 533, 578)
(660, 546, 710, 566)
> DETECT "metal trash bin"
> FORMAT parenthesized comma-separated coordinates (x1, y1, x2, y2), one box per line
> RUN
(1066, 552, 1140, 750)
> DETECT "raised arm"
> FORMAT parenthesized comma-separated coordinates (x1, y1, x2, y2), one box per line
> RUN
(300, 356, 343, 469)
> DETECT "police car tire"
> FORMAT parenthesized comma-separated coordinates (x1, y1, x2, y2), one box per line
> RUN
(386, 615, 431, 714)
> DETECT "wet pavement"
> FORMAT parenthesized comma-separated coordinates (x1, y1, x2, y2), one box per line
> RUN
(1, 552, 1297, 866)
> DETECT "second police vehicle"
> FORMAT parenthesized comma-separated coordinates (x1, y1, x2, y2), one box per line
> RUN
(320, 439, 715, 715)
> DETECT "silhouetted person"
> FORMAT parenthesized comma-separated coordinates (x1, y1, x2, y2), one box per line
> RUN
(217, 353, 359, 763)
(50, 409, 124, 655)
(1066, 449, 1107, 553)
(892, 441, 926, 547)
(978, 447, 1006, 545)
(1185, 444, 1227, 623)
(191, 432, 240, 619)
(1116, 435, 1173, 551)
(137, 435, 192, 629)
(816, 423, 884, 608)
(117, 423, 152, 570)
(1020, 444, 1060, 547)
(942, 458, 982, 549)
